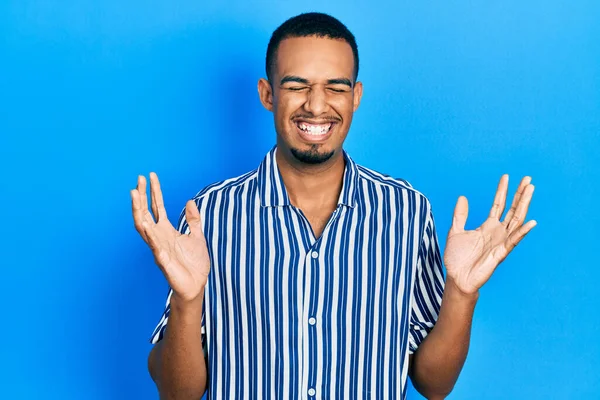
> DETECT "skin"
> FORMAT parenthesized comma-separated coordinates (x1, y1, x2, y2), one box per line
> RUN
(132, 174, 209, 400)
(409, 175, 536, 398)
(132, 35, 536, 399)
(257, 36, 363, 237)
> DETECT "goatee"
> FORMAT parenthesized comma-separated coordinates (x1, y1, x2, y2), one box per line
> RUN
(290, 146, 334, 164)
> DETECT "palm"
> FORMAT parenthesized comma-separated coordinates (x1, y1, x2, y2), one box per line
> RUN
(444, 175, 536, 295)
(131, 173, 210, 301)
(146, 213, 210, 299)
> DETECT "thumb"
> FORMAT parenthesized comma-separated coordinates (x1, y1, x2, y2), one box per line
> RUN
(451, 196, 469, 233)
(185, 199, 203, 235)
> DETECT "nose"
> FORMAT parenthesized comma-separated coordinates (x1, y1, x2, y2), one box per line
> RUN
(303, 85, 329, 116)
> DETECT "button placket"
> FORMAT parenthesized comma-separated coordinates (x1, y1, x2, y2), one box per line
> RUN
(305, 246, 320, 399)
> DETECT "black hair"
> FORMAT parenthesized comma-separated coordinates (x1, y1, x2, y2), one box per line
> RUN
(265, 12, 359, 82)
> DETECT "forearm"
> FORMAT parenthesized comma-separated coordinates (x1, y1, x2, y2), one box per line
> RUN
(149, 292, 207, 400)
(410, 278, 478, 399)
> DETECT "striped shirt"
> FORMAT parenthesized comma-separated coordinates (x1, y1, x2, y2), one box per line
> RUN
(150, 146, 445, 400)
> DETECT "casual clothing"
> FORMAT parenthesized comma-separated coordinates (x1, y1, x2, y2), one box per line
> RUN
(150, 146, 445, 399)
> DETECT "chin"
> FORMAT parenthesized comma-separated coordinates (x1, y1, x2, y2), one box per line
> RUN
(290, 145, 335, 165)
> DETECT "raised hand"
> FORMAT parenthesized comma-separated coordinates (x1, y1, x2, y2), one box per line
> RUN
(443, 175, 536, 295)
(131, 172, 210, 302)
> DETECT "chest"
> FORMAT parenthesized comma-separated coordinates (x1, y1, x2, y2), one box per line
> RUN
(301, 207, 336, 239)
(203, 203, 422, 319)
(200, 202, 423, 397)
(204, 202, 422, 276)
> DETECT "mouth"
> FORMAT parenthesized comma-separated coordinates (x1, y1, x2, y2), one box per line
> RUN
(293, 120, 336, 143)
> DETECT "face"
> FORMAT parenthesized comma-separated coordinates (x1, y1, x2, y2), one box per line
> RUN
(258, 36, 363, 166)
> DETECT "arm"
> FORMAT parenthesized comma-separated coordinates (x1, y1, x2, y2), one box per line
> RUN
(409, 279, 477, 399)
(148, 293, 208, 400)
(410, 175, 536, 399)
(131, 173, 212, 400)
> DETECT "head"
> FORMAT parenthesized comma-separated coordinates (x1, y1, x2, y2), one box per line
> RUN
(258, 12, 363, 166)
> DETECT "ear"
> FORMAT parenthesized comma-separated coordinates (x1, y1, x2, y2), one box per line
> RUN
(258, 78, 274, 111)
(352, 81, 363, 112)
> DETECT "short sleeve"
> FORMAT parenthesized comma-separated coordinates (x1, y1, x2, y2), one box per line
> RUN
(408, 207, 445, 354)
(148, 200, 207, 344)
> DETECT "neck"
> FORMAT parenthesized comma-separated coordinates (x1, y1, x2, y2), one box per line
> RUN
(276, 146, 345, 210)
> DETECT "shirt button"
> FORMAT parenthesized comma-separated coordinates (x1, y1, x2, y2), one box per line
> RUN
(311, 251, 319, 259)
(308, 388, 316, 396)
(308, 317, 316, 326)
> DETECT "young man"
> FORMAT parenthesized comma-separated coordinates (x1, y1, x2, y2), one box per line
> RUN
(131, 12, 536, 400)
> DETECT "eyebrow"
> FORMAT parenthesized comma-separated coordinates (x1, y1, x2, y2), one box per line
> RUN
(280, 76, 353, 87)
(280, 76, 309, 85)
(326, 78, 353, 87)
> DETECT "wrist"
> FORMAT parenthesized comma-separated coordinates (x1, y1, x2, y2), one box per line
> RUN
(171, 288, 205, 316)
(445, 278, 479, 305)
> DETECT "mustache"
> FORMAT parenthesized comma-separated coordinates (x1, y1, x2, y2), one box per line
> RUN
(291, 114, 341, 122)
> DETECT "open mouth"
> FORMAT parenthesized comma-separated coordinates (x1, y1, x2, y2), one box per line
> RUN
(294, 121, 335, 143)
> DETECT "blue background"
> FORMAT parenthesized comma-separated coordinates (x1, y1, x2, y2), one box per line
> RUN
(2, 1, 599, 399)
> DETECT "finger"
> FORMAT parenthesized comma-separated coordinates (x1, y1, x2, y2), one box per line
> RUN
(131, 187, 141, 213)
(450, 196, 469, 233)
(142, 220, 170, 269)
(185, 199, 203, 236)
(136, 175, 153, 221)
(507, 184, 535, 233)
(503, 176, 532, 224)
(131, 188, 148, 242)
(150, 172, 168, 222)
(488, 174, 509, 220)
(136, 175, 158, 226)
(505, 219, 537, 252)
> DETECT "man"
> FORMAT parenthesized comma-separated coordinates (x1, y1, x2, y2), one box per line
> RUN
(131, 12, 536, 400)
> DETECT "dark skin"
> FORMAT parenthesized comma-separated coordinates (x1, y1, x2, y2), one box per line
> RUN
(258, 36, 363, 238)
(135, 34, 536, 399)
(258, 36, 536, 398)
(132, 174, 209, 400)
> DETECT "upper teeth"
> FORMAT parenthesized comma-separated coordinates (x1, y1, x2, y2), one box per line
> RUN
(298, 122, 332, 135)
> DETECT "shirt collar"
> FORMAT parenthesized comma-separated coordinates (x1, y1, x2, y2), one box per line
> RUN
(258, 146, 359, 208)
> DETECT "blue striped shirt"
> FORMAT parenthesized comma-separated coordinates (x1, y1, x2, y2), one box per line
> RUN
(150, 146, 445, 399)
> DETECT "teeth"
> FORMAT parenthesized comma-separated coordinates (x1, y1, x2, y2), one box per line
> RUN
(298, 122, 332, 135)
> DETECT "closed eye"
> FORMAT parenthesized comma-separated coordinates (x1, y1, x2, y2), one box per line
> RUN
(286, 86, 309, 91)
(327, 85, 351, 93)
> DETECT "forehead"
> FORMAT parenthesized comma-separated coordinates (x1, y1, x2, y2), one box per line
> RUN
(275, 36, 354, 81)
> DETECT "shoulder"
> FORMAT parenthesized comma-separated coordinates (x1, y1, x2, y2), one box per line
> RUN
(355, 163, 432, 212)
(191, 168, 259, 205)
(173, 168, 259, 231)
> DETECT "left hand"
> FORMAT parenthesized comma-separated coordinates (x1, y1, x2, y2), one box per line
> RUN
(444, 175, 536, 295)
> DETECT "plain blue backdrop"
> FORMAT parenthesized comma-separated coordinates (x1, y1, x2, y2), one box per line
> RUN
(2, 1, 599, 399)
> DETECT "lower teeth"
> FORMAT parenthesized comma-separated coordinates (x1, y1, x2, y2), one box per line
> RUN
(300, 127, 329, 135)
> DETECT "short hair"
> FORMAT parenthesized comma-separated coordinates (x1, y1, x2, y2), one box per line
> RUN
(265, 12, 359, 82)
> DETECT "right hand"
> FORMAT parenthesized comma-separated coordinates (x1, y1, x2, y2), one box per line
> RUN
(131, 172, 210, 303)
